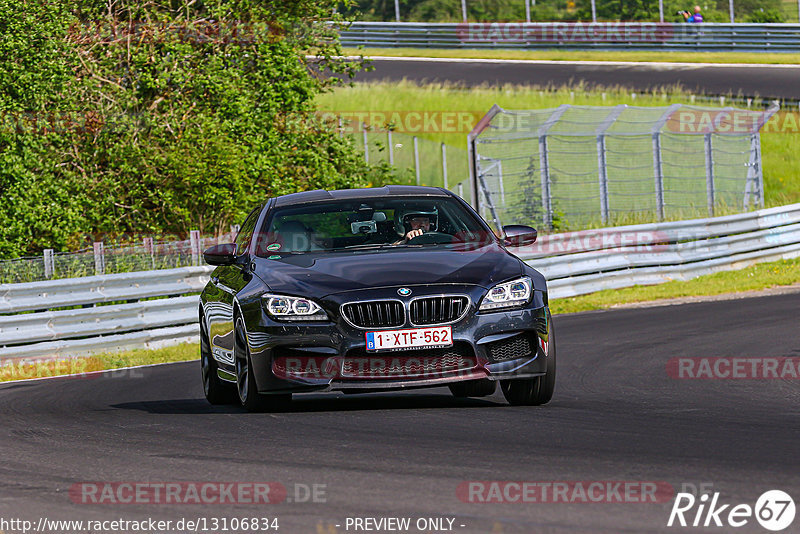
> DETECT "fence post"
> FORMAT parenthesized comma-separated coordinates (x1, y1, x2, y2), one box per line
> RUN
(461, 0, 467, 21)
(597, 137, 610, 225)
(704, 134, 715, 217)
(729, 0, 734, 23)
(143, 237, 155, 270)
(394, 0, 400, 22)
(525, 0, 531, 22)
(595, 105, 626, 226)
(651, 104, 682, 222)
(458, 182, 464, 199)
(362, 123, 369, 164)
(388, 130, 394, 166)
(93, 242, 105, 275)
(43, 249, 54, 279)
(413, 136, 420, 186)
(755, 134, 764, 208)
(538, 136, 552, 230)
(441, 142, 448, 190)
(190, 230, 201, 267)
(652, 134, 665, 222)
(537, 105, 570, 231)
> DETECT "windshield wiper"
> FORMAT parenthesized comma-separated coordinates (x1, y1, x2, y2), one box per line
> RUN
(335, 243, 408, 251)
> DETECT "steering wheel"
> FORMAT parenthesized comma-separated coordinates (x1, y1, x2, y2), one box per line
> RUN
(406, 231, 453, 245)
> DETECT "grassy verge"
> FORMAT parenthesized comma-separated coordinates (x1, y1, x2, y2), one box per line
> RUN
(316, 81, 800, 207)
(550, 257, 800, 314)
(344, 47, 800, 65)
(0, 342, 198, 383)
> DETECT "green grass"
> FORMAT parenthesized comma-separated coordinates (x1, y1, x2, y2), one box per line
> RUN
(0, 342, 198, 382)
(345, 47, 800, 65)
(316, 81, 800, 207)
(550, 257, 800, 314)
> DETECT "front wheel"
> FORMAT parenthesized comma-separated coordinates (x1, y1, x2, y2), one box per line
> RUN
(500, 312, 556, 406)
(235, 317, 291, 412)
(201, 314, 237, 405)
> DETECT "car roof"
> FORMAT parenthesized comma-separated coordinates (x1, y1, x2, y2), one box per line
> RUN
(273, 186, 451, 207)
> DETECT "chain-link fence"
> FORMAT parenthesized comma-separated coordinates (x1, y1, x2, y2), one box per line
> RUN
(468, 103, 779, 232)
(349, 125, 473, 204)
(0, 232, 236, 284)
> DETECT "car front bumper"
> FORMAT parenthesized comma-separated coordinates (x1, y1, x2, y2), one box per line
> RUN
(230, 285, 550, 394)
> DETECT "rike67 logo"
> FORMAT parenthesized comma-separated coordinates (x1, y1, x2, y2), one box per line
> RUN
(668, 490, 795, 531)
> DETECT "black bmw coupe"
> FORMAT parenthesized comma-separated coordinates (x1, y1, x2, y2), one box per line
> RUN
(199, 186, 555, 411)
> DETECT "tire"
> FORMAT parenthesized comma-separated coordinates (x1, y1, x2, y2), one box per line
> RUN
(500, 312, 557, 406)
(449, 378, 497, 398)
(234, 317, 291, 412)
(200, 314, 238, 405)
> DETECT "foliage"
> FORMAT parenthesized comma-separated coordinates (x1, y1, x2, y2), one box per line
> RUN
(0, 0, 395, 259)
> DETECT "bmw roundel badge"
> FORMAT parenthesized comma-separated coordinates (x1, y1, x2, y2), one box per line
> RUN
(397, 287, 412, 296)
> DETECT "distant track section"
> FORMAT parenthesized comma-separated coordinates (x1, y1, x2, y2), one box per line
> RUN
(352, 56, 800, 100)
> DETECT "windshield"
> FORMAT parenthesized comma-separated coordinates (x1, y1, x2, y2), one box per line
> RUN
(254, 196, 494, 256)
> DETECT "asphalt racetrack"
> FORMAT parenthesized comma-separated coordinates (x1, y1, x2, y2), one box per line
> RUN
(353, 57, 800, 100)
(1, 292, 798, 533)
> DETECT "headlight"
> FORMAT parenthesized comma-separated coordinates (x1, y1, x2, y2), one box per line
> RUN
(262, 294, 328, 321)
(479, 277, 532, 311)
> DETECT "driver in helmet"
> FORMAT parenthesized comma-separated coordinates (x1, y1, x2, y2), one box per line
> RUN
(393, 208, 438, 244)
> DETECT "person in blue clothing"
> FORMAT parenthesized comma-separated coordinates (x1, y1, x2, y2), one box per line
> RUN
(681, 6, 704, 22)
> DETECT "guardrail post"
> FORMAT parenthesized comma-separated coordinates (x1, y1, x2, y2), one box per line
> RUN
(413, 136, 420, 186)
(190, 230, 201, 266)
(441, 142, 448, 190)
(704, 134, 715, 217)
(388, 130, 394, 166)
(43, 249, 54, 279)
(93, 242, 105, 275)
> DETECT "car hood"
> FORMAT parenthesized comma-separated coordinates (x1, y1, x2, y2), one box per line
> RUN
(253, 245, 523, 297)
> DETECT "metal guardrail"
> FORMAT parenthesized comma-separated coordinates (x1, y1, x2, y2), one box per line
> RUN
(521, 203, 800, 297)
(340, 22, 800, 52)
(0, 267, 212, 361)
(1, 204, 799, 361)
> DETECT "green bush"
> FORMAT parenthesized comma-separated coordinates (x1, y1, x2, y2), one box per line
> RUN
(0, 0, 395, 259)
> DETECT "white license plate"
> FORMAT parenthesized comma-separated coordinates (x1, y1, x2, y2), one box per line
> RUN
(365, 326, 453, 352)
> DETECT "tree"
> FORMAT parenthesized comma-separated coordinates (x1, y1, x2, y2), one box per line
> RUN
(0, 0, 393, 258)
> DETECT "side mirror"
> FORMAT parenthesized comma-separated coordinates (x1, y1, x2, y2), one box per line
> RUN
(203, 243, 238, 266)
(502, 225, 538, 247)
